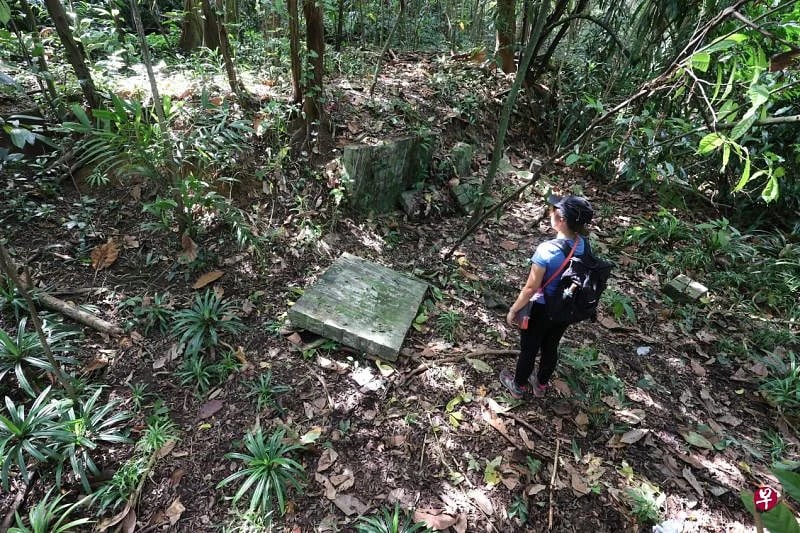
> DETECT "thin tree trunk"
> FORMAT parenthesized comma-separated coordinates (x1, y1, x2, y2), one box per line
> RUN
(178, 0, 203, 51)
(17, 0, 60, 116)
(495, 0, 515, 73)
(303, 0, 324, 125)
(214, 0, 242, 96)
(288, 0, 302, 104)
(0, 243, 77, 400)
(470, 0, 551, 221)
(369, 0, 404, 96)
(335, 0, 344, 51)
(43, 0, 100, 108)
(201, 0, 221, 49)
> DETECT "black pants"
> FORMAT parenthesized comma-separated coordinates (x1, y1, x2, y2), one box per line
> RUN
(514, 303, 569, 386)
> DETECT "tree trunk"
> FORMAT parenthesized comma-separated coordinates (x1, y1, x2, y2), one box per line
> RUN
(43, 0, 100, 109)
(288, 0, 302, 104)
(178, 0, 203, 51)
(19, 0, 60, 114)
(201, 0, 221, 49)
(495, 0, 515, 73)
(213, 0, 241, 95)
(471, 0, 551, 221)
(370, 0, 404, 96)
(303, 0, 324, 125)
(335, 0, 344, 51)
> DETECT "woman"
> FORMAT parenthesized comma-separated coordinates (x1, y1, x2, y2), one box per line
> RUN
(501, 194, 594, 399)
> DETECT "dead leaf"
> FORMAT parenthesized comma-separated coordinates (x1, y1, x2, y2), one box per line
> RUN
(682, 431, 714, 449)
(198, 399, 224, 419)
(575, 412, 589, 428)
(570, 470, 590, 495)
(414, 510, 457, 530)
(179, 234, 198, 263)
(165, 498, 185, 526)
(156, 440, 177, 459)
(130, 184, 141, 201)
(316, 473, 337, 499)
(499, 240, 518, 251)
(598, 316, 622, 330)
(386, 435, 406, 447)
(690, 359, 707, 377)
(719, 414, 742, 427)
(82, 356, 109, 374)
(751, 362, 768, 377)
(192, 270, 224, 289)
(168, 469, 185, 488)
(468, 489, 494, 515)
(519, 427, 535, 450)
(123, 235, 139, 248)
(91, 239, 119, 271)
(331, 470, 354, 491)
(333, 494, 367, 516)
(233, 346, 248, 365)
(121, 509, 136, 533)
(682, 467, 704, 498)
(453, 513, 468, 533)
(241, 299, 255, 316)
(621, 429, 648, 444)
(287, 332, 303, 345)
(528, 484, 547, 495)
(615, 408, 646, 425)
(317, 448, 338, 472)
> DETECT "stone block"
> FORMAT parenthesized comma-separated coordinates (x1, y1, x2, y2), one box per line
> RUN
(342, 135, 432, 215)
(662, 274, 708, 303)
(450, 142, 474, 177)
(288, 253, 428, 361)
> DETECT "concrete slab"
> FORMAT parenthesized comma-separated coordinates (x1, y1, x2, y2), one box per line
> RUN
(287, 253, 428, 360)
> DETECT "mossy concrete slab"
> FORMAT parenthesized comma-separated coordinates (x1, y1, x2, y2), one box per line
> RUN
(288, 253, 428, 361)
(662, 274, 708, 302)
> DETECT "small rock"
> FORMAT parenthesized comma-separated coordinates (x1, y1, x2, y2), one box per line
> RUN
(636, 346, 652, 357)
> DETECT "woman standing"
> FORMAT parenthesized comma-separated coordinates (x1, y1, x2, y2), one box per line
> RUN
(501, 194, 594, 399)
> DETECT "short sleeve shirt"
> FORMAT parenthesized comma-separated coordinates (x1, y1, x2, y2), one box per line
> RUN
(530, 237, 584, 303)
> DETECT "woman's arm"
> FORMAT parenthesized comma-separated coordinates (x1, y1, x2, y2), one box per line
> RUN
(506, 263, 546, 326)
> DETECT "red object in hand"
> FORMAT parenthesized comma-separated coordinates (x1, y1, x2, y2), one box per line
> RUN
(519, 315, 529, 330)
(754, 486, 779, 512)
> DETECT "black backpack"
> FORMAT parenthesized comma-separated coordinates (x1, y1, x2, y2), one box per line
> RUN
(544, 238, 614, 324)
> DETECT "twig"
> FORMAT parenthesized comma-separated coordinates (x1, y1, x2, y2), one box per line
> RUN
(303, 362, 335, 410)
(0, 242, 76, 399)
(548, 438, 561, 530)
(501, 410, 545, 440)
(98, 447, 160, 532)
(0, 473, 37, 533)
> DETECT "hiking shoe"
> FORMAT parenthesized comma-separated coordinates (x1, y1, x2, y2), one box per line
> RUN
(500, 369, 530, 400)
(528, 375, 548, 398)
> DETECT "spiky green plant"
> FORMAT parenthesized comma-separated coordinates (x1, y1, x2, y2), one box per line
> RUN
(171, 290, 244, 356)
(55, 387, 131, 492)
(0, 387, 72, 490)
(246, 372, 290, 412)
(217, 429, 306, 516)
(354, 504, 434, 533)
(9, 489, 92, 533)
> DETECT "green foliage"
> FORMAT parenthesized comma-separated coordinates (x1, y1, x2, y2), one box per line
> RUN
(176, 355, 217, 395)
(625, 483, 663, 525)
(171, 290, 244, 357)
(759, 351, 800, 414)
(0, 387, 71, 490)
(435, 310, 462, 342)
(9, 489, 92, 533)
(94, 456, 147, 515)
(137, 408, 178, 455)
(601, 289, 636, 324)
(623, 208, 690, 246)
(218, 429, 306, 516)
(0, 275, 26, 320)
(560, 346, 624, 424)
(507, 495, 529, 523)
(247, 372, 290, 412)
(57, 387, 131, 492)
(0, 318, 77, 397)
(119, 293, 173, 335)
(354, 504, 434, 533)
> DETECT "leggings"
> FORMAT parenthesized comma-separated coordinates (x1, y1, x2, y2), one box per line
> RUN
(514, 303, 570, 386)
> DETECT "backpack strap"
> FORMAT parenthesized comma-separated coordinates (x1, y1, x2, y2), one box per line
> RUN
(536, 238, 579, 294)
(550, 237, 589, 258)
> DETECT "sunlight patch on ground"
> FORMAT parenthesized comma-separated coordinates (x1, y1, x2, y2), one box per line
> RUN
(661, 494, 752, 532)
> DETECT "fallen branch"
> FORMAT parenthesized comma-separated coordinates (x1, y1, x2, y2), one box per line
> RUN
(0, 473, 37, 533)
(36, 291, 123, 336)
(97, 446, 159, 532)
(548, 438, 561, 530)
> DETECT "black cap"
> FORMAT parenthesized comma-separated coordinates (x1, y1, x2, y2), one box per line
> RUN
(547, 194, 594, 230)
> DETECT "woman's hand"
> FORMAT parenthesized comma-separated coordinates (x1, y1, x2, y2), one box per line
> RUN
(506, 308, 518, 327)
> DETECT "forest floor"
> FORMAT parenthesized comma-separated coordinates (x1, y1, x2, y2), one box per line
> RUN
(1, 52, 798, 532)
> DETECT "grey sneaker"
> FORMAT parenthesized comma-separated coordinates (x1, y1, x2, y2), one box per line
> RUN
(500, 369, 530, 400)
(528, 375, 548, 398)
